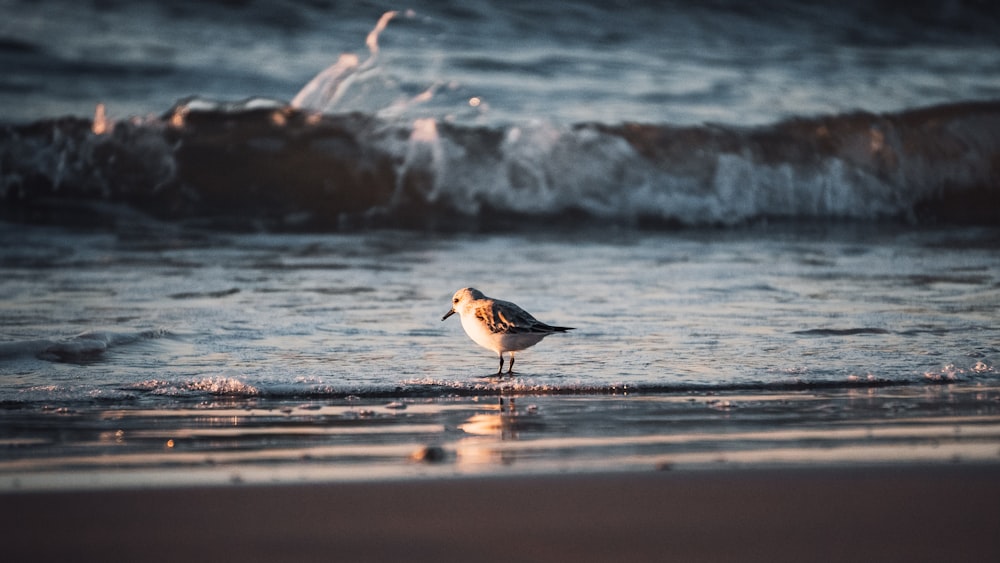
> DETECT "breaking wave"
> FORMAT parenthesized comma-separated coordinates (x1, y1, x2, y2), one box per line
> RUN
(2, 97, 997, 231)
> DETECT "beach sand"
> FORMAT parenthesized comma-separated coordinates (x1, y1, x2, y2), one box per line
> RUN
(3, 464, 998, 562)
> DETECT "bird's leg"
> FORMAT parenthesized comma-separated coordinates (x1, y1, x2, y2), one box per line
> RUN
(507, 352, 516, 375)
(496, 352, 505, 376)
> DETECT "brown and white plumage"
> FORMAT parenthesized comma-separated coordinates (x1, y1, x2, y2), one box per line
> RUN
(441, 287, 573, 375)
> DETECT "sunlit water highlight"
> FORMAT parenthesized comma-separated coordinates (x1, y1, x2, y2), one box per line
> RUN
(3, 386, 999, 491)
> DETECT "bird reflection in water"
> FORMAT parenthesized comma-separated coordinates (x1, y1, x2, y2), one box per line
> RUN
(456, 396, 545, 467)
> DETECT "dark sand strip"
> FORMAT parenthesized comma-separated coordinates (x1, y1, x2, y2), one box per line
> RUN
(3, 465, 999, 562)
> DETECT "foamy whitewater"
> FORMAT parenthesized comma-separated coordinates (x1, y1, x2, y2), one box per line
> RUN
(1, 1, 999, 488)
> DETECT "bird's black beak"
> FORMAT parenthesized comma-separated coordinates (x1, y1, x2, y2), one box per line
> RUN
(442, 309, 455, 321)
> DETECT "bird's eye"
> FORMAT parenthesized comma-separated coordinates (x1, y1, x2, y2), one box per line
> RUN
(453, 298, 459, 304)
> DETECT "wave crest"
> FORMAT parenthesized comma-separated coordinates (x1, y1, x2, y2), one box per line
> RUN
(2, 99, 998, 230)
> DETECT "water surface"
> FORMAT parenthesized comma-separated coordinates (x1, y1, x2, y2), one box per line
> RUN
(2, 224, 998, 488)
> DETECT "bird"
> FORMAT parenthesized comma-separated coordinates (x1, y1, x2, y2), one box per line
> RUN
(441, 287, 574, 376)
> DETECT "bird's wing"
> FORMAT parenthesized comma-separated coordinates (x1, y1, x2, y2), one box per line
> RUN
(476, 300, 554, 334)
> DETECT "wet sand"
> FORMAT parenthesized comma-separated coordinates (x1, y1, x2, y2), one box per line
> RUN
(3, 464, 999, 562)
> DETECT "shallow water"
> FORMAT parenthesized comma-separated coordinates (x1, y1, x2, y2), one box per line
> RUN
(3, 384, 999, 491)
(1, 223, 998, 488)
(2, 223, 998, 401)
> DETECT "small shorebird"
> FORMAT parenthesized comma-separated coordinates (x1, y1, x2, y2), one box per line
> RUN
(442, 287, 574, 375)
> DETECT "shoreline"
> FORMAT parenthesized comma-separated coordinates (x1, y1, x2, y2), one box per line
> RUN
(4, 464, 998, 562)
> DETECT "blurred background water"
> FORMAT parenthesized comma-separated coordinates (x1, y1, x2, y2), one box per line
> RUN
(3, 0, 999, 125)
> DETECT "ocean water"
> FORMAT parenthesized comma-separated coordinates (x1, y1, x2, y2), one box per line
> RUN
(1, 1, 1000, 488)
(2, 224, 998, 488)
(4, 0, 1000, 126)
